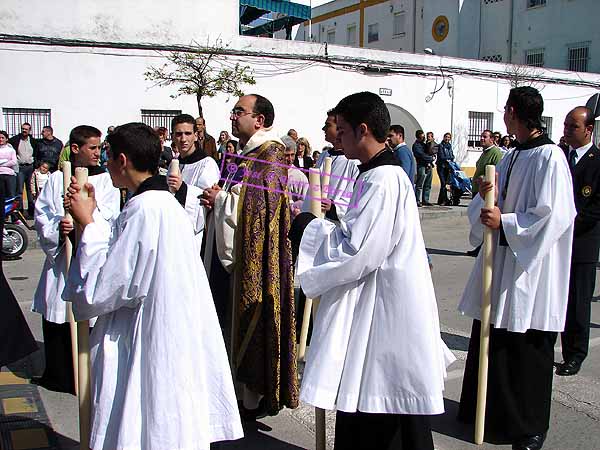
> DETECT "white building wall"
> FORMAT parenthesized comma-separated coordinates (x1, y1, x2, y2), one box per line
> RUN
(422, 0, 459, 57)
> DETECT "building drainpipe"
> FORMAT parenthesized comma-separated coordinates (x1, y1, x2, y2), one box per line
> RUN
(508, 0, 514, 63)
(413, 0, 417, 53)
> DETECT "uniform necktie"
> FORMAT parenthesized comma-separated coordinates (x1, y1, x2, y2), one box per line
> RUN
(569, 149, 577, 168)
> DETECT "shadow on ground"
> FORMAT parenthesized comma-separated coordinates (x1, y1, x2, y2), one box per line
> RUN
(427, 248, 470, 257)
(217, 420, 307, 450)
(441, 332, 470, 352)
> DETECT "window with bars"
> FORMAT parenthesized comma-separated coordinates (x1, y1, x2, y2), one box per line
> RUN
(526, 48, 545, 67)
(367, 23, 379, 43)
(468, 111, 494, 147)
(483, 0, 504, 4)
(346, 24, 356, 45)
(327, 30, 336, 44)
(568, 43, 590, 72)
(2, 108, 51, 139)
(594, 120, 600, 145)
(527, 0, 546, 8)
(393, 12, 406, 36)
(141, 109, 182, 139)
(541, 116, 553, 139)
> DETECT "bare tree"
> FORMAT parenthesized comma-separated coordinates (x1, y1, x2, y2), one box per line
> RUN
(145, 40, 256, 117)
(504, 64, 545, 90)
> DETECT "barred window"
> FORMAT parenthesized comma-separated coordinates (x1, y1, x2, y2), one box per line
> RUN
(393, 12, 406, 36)
(484, 0, 504, 4)
(527, 0, 546, 8)
(594, 120, 600, 145)
(526, 48, 545, 67)
(541, 116, 553, 139)
(468, 111, 494, 147)
(2, 108, 51, 139)
(141, 109, 182, 139)
(481, 54, 503, 63)
(346, 24, 356, 45)
(367, 23, 379, 43)
(568, 43, 590, 72)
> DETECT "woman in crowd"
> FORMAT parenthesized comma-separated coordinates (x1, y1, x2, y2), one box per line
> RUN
(293, 137, 313, 170)
(217, 130, 230, 160)
(0, 131, 18, 198)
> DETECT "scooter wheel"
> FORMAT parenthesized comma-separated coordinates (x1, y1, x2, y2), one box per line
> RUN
(2, 224, 28, 260)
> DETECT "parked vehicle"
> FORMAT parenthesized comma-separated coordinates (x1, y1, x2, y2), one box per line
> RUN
(2, 196, 32, 259)
(446, 161, 472, 206)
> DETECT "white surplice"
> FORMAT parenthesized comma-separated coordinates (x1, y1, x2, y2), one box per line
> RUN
(297, 164, 453, 414)
(459, 143, 576, 332)
(180, 156, 220, 249)
(31, 170, 120, 324)
(312, 149, 360, 220)
(64, 188, 243, 450)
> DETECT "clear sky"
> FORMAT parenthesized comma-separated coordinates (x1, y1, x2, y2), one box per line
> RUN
(294, 0, 332, 7)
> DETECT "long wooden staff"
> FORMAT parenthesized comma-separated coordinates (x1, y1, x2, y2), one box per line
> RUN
(62, 162, 79, 396)
(475, 165, 496, 445)
(74, 167, 91, 450)
(167, 159, 179, 194)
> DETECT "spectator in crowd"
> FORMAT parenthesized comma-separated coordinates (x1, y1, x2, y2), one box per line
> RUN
(436, 132, 455, 206)
(217, 130, 230, 159)
(387, 124, 415, 186)
(9, 122, 38, 218)
(501, 135, 513, 154)
(413, 129, 434, 206)
(282, 136, 308, 205)
(30, 161, 51, 202)
(37, 126, 63, 172)
(493, 131, 502, 146)
(558, 135, 569, 153)
(294, 137, 314, 169)
(100, 126, 115, 169)
(312, 150, 321, 162)
(426, 131, 438, 157)
(157, 127, 176, 172)
(195, 116, 218, 160)
(287, 128, 298, 142)
(0, 130, 18, 198)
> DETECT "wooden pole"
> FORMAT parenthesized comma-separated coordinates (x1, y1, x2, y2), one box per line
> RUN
(74, 167, 91, 450)
(167, 159, 180, 194)
(62, 162, 79, 396)
(474, 164, 496, 445)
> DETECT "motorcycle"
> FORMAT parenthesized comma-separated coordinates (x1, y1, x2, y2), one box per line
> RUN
(2, 196, 32, 259)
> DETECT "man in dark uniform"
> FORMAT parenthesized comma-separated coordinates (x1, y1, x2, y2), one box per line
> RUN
(557, 106, 600, 376)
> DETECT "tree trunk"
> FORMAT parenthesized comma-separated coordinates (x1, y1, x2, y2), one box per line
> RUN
(196, 93, 203, 118)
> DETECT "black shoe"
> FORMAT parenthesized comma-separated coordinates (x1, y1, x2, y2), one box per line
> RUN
(417, 201, 423, 207)
(556, 360, 581, 376)
(512, 433, 546, 450)
(423, 202, 434, 206)
(239, 398, 269, 421)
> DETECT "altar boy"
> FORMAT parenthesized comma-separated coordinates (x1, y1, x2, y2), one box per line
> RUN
(64, 122, 242, 450)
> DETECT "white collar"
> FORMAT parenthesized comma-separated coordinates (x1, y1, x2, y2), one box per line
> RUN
(570, 141, 593, 162)
(241, 127, 283, 155)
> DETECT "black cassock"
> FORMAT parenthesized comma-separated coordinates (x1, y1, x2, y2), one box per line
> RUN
(0, 183, 37, 368)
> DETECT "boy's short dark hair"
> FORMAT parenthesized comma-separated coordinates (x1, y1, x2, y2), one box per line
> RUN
(171, 114, 196, 132)
(69, 125, 102, 149)
(415, 129, 424, 139)
(506, 86, 544, 131)
(107, 123, 161, 174)
(332, 92, 390, 143)
(389, 125, 404, 137)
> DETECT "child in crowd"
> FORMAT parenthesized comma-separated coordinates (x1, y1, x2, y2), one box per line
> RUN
(30, 161, 51, 202)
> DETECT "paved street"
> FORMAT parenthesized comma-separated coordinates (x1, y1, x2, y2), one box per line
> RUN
(2, 202, 599, 450)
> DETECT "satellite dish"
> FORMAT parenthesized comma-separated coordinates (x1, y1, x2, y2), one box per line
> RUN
(585, 93, 600, 118)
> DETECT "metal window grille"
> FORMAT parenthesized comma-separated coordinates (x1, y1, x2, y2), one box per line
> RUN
(327, 30, 335, 44)
(393, 12, 406, 36)
(140, 109, 182, 139)
(541, 116, 553, 139)
(594, 120, 600, 145)
(568, 43, 589, 72)
(468, 111, 493, 147)
(346, 25, 356, 45)
(484, 0, 504, 4)
(367, 23, 379, 43)
(526, 48, 545, 67)
(2, 108, 51, 139)
(527, 0, 546, 8)
(481, 54, 503, 62)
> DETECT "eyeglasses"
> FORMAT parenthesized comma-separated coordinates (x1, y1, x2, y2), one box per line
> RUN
(230, 108, 256, 118)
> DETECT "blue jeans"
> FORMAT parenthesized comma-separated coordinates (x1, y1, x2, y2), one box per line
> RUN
(415, 165, 432, 203)
(16, 163, 34, 214)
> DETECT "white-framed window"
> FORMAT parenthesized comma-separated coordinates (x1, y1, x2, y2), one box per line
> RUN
(141, 109, 182, 140)
(468, 111, 494, 147)
(327, 29, 336, 44)
(346, 24, 357, 45)
(527, 0, 546, 8)
(481, 54, 503, 62)
(367, 23, 379, 43)
(525, 48, 545, 67)
(568, 42, 590, 72)
(2, 108, 51, 139)
(541, 116, 553, 139)
(393, 12, 406, 36)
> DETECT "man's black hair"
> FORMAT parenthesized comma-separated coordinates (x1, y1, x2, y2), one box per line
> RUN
(171, 114, 196, 132)
(573, 106, 596, 128)
(482, 129, 493, 136)
(69, 125, 101, 149)
(415, 129, 424, 139)
(43, 125, 54, 133)
(250, 94, 275, 128)
(332, 92, 390, 143)
(107, 123, 161, 174)
(389, 124, 404, 137)
(506, 86, 544, 131)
